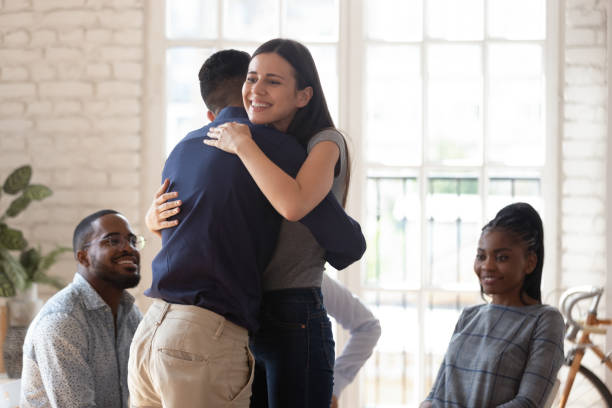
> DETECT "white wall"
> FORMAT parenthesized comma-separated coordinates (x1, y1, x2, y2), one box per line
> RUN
(0, 0, 147, 300)
(561, 0, 608, 289)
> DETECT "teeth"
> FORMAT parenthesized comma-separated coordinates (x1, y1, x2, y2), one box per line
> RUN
(252, 102, 269, 108)
(117, 259, 136, 265)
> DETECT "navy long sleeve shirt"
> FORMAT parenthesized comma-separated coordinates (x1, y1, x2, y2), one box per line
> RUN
(145, 107, 365, 332)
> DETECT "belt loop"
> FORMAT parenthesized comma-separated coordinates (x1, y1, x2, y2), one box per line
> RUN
(156, 301, 171, 326)
(214, 318, 225, 339)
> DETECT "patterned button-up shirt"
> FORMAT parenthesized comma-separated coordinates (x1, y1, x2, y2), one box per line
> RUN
(21, 273, 142, 408)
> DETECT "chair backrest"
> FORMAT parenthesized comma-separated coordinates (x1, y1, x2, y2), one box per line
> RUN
(0, 378, 20, 408)
(543, 378, 561, 408)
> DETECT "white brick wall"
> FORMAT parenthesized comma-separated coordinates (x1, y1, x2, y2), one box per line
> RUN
(0, 0, 145, 297)
(561, 0, 608, 288)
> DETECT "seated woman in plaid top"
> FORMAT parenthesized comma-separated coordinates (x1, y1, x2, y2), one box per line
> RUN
(422, 202, 565, 408)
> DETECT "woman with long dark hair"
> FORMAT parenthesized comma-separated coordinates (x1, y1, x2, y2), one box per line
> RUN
(421, 202, 565, 407)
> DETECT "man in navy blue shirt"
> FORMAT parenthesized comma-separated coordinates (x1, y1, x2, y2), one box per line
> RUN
(128, 50, 365, 408)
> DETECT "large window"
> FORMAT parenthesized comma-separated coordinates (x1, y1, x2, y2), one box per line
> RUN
(360, 0, 551, 406)
(158, 1, 555, 406)
(163, 0, 340, 154)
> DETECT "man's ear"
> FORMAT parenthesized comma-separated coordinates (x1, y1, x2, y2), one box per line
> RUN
(76, 250, 90, 267)
(296, 86, 313, 108)
(207, 110, 216, 122)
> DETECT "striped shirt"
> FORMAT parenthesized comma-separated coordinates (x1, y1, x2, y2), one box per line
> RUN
(426, 303, 565, 407)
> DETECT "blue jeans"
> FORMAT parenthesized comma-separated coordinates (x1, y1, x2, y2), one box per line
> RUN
(249, 288, 335, 408)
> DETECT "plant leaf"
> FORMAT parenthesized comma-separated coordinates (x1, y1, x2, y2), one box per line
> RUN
(0, 248, 27, 294)
(29, 246, 69, 290)
(31, 273, 64, 290)
(0, 264, 16, 297)
(3, 165, 32, 194)
(20, 248, 41, 280)
(38, 246, 71, 274)
(6, 195, 31, 218)
(0, 227, 27, 250)
(23, 185, 53, 201)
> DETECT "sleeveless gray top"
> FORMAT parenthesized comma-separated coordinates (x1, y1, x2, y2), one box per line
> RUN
(262, 128, 348, 291)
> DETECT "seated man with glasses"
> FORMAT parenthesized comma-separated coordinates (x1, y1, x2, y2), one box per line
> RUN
(21, 209, 143, 408)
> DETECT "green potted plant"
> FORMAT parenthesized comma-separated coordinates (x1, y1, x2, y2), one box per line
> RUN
(0, 165, 69, 377)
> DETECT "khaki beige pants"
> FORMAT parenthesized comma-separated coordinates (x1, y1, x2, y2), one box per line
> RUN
(128, 300, 254, 408)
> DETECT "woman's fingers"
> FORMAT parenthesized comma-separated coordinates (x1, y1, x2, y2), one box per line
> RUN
(207, 126, 222, 139)
(160, 219, 179, 228)
(159, 207, 180, 220)
(148, 180, 182, 233)
(155, 178, 170, 197)
(155, 191, 178, 205)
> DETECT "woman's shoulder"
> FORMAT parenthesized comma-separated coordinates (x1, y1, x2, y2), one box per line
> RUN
(460, 303, 561, 319)
(520, 303, 564, 322)
(307, 128, 345, 152)
(535, 303, 563, 316)
(511, 304, 565, 338)
(463, 303, 487, 314)
(458, 303, 488, 322)
(535, 304, 565, 329)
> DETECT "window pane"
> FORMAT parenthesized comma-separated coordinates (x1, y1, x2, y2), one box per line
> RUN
(427, 0, 484, 41)
(488, 78, 545, 165)
(427, 177, 481, 288)
(488, 0, 546, 40)
(489, 44, 543, 77)
(427, 45, 482, 164)
(166, 47, 214, 154)
(362, 291, 419, 406)
(166, 0, 218, 39)
(365, 45, 422, 166)
(365, 0, 423, 41)
(308, 45, 339, 123)
(284, 0, 338, 42)
(427, 80, 482, 164)
(365, 177, 420, 289)
(487, 176, 542, 220)
(428, 44, 481, 78)
(223, 0, 279, 41)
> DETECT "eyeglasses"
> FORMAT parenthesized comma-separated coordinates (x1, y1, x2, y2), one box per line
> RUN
(82, 234, 146, 251)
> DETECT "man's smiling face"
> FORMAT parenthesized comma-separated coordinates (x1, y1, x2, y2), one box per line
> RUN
(83, 213, 141, 290)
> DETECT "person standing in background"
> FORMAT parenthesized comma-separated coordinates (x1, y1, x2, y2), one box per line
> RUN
(321, 274, 381, 408)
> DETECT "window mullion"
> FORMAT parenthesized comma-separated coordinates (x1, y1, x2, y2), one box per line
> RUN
(482, 0, 489, 223)
(279, 0, 285, 37)
(417, 0, 429, 401)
